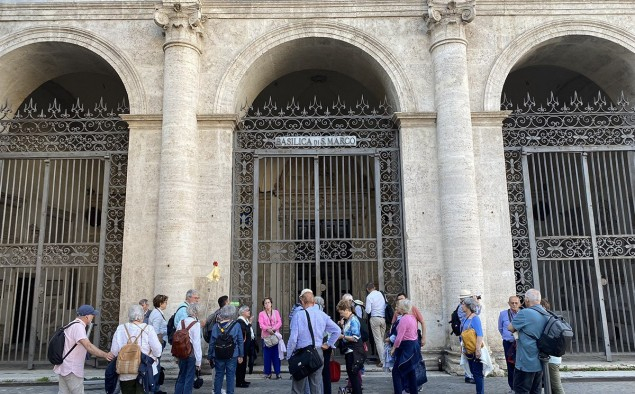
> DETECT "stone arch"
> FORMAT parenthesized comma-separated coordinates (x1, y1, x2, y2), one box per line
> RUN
(483, 20, 635, 111)
(213, 21, 415, 113)
(0, 26, 147, 113)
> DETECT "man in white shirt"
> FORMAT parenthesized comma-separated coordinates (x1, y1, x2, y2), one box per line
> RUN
(364, 282, 386, 367)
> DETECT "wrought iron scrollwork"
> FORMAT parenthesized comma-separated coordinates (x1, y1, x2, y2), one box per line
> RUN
(502, 91, 635, 148)
(232, 96, 405, 305)
(0, 96, 129, 354)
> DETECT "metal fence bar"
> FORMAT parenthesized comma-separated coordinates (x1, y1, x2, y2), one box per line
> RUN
(581, 152, 613, 361)
(522, 152, 540, 292)
(27, 160, 50, 368)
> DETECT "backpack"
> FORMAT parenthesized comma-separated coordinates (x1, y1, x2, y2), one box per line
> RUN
(116, 324, 147, 375)
(352, 300, 369, 342)
(214, 321, 237, 360)
(171, 320, 197, 359)
(47, 321, 80, 365)
(167, 305, 187, 345)
(531, 307, 574, 357)
(381, 292, 394, 326)
(449, 305, 461, 336)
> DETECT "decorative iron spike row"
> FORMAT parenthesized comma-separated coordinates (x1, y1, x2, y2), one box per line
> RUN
(502, 90, 635, 113)
(244, 95, 394, 119)
(4, 97, 129, 121)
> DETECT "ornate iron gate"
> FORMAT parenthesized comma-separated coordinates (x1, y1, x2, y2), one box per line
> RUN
(0, 98, 128, 366)
(231, 97, 405, 328)
(503, 92, 635, 359)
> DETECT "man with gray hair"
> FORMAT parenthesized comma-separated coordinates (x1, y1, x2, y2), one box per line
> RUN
(287, 289, 341, 394)
(508, 289, 549, 394)
(174, 289, 200, 328)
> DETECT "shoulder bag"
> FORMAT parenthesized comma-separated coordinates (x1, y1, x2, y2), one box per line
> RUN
(263, 312, 279, 347)
(288, 310, 324, 380)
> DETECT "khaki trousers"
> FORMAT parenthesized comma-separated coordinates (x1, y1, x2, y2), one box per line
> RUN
(370, 316, 386, 363)
(58, 372, 84, 394)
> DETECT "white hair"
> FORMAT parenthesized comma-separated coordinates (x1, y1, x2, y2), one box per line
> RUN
(128, 304, 145, 322)
(525, 289, 541, 303)
(219, 305, 237, 321)
(187, 302, 202, 317)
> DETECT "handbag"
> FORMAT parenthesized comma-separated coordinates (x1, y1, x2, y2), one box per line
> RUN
(263, 334, 279, 348)
(288, 310, 324, 381)
(461, 318, 482, 355)
(263, 312, 280, 347)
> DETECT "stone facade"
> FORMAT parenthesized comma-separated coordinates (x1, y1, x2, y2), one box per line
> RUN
(1, 0, 634, 367)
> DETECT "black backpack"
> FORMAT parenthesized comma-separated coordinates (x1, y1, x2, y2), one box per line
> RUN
(214, 321, 237, 360)
(380, 291, 394, 326)
(449, 305, 461, 336)
(47, 321, 80, 365)
(167, 305, 187, 345)
(530, 307, 574, 357)
(352, 300, 370, 343)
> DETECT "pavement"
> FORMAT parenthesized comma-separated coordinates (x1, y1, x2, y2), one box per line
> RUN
(1, 357, 634, 393)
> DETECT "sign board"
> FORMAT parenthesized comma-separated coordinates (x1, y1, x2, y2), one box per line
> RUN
(274, 136, 357, 147)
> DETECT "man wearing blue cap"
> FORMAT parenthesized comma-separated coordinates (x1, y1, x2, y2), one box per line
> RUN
(53, 304, 114, 394)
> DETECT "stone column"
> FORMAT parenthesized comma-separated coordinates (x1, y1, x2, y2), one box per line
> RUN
(153, 2, 204, 298)
(119, 114, 162, 321)
(424, 1, 485, 327)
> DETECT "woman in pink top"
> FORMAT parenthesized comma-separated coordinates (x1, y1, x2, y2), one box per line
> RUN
(390, 299, 424, 394)
(257, 297, 282, 379)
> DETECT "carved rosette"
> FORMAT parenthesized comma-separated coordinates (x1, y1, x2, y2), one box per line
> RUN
(424, 0, 475, 28)
(154, 1, 206, 52)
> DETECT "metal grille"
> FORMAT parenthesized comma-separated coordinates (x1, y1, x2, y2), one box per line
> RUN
(503, 91, 635, 359)
(0, 98, 128, 366)
(232, 96, 405, 329)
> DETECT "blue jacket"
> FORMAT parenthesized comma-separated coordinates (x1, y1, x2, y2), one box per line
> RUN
(104, 354, 156, 394)
(395, 339, 421, 376)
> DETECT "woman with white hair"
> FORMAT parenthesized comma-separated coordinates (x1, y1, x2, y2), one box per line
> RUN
(461, 297, 484, 394)
(389, 299, 421, 394)
(110, 304, 162, 394)
(174, 303, 202, 394)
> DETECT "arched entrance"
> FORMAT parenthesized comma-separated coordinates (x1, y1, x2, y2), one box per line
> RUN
(231, 71, 406, 332)
(0, 42, 128, 366)
(501, 33, 635, 360)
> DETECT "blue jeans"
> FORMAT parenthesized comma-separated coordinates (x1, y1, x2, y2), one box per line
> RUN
(262, 340, 281, 375)
(215, 357, 238, 394)
(467, 357, 484, 394)
(174, 355, 196, 394)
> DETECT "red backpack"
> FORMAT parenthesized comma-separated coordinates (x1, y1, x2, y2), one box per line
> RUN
(171, 320, 197, 359)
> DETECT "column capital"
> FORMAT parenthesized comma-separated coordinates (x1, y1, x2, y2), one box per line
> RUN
(154, 1, 206, 53)
(424, 0, 476, 28)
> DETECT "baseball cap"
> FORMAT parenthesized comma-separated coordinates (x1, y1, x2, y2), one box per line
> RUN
(300, 288, 313, 297)
(77, 304, 99, 316)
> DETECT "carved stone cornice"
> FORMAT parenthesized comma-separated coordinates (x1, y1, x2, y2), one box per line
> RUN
(154, 1, 206, 53)
(424, 0, 476, 28)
